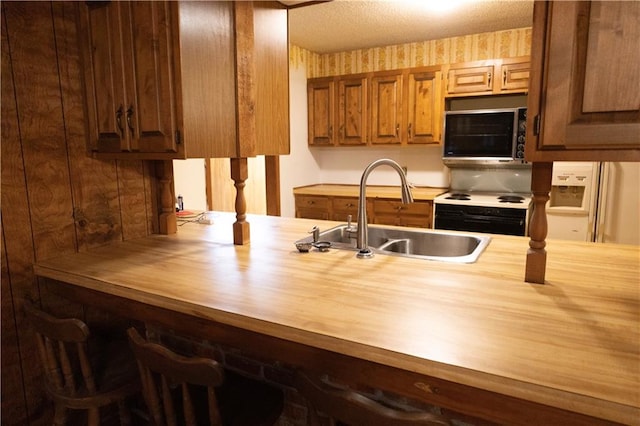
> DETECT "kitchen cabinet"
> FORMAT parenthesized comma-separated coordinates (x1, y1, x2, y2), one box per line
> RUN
(294, 193, 433, 228)
(445, 57, 530, 97)
(330, 197, 360, 221)
(406, 67, 443, 144)
(78, 1, 289, 160)
(371, 199, 432, 228)
(525, 1, 640, 162)
(337, 76, 368, 145)
(307, 65, 443, 146)
(307, 78, 335, 146)
(370, 71, 404, 144)
(294, 195, 330, 220)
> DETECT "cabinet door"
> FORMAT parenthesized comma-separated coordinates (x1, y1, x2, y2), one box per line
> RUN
(123, 2, 178, 153)
(79, 2, 128, 152)
(446, 65, 494, 95)
(370, 73, 403, 144)
(295, 195, 330, 220)
(337, 77, 367, 145)
(527, 1, 640, 161)
(307, 78, 335, 146)
(331, 197, 359, 221)
(500, 60, 530, 92)
(407, 69, 442, 144)
(79, 1, 179, 155)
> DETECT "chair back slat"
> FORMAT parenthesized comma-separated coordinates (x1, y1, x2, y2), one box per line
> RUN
(127, 328, 224, 426)
(57, 340, 77, 395)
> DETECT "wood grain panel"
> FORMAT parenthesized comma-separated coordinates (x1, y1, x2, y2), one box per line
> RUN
(117, 160, 153, 240)
(53, 2, 124, 251)
(1, 3, 160, 424)
(1, 4, 48, 423)
(6, 2, 77, 260)
(178, 1, 236, 158)
(253, 1, 289, 155)
(0, 226, 28, 422)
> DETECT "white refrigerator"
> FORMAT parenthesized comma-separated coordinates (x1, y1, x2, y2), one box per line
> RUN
(546, 162, 640, 245)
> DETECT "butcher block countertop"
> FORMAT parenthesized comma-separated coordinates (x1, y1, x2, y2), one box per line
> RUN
(34, 213, 639, 424)
(293, 183, 447, 200)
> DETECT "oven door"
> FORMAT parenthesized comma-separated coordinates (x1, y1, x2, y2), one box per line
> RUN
(434, 204, 527, 236)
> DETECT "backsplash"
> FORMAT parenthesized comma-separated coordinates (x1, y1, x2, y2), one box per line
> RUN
(290, 27, 531, 78)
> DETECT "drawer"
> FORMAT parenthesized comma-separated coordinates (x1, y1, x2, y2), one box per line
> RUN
(372, 199, 431, 215)
(331, 197, 359, 212)
(295, 195, 330, 210)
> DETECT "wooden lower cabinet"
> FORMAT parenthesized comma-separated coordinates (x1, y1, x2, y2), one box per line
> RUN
(371, 199, 432, 228)
(294, 195, 330, 220)
(330, 197, 361, 222)
(295, 195, 433, 228)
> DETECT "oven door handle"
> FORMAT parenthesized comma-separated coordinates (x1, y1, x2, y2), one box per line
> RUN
(462, 213, 524, 226)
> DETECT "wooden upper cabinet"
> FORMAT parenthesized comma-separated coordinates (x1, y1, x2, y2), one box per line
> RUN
(337, 76, 367, 145)
(370, 72, 403, 144)
(307, 78, 336, 146)
(78, 1, 289, 159)
(446, 64, 494, 95)
(445, 57, 530, 97)
(526, 1, 640, 161)
(307, 67, 444, 146)
(406, 67, 443, 144)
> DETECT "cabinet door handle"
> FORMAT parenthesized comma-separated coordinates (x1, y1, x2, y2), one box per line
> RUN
(329, 125, 333, 138)
(126, 106, 135, 133)
(408, 123, 412, 141)
(115, 105, 124, 135)
(503, 69, 507, 85)
(395, 123, 400, 137)
(487, 72, 492, 88)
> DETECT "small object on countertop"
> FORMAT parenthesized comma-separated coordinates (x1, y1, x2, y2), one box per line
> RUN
(177, 194, 184, 211)
(313, 241, 331, 252)
(295, 242, 313, 253)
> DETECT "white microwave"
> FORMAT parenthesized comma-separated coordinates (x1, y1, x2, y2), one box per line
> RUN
(443, 108, 528, 167)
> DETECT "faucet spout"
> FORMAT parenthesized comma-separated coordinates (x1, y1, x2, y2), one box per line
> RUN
(356, 159, 414, 258)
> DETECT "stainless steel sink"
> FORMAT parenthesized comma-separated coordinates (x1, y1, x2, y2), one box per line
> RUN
(295, 224, 491, 263)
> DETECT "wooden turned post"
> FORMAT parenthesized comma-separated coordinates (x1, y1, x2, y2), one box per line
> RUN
(156, 160, 177, 235)
(231, 157, 250, 245)
(525, 162, 553, 284)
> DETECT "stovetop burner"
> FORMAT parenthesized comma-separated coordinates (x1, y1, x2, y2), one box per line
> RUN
(445, 193, 471, 200)
(498, 194, 525, 204)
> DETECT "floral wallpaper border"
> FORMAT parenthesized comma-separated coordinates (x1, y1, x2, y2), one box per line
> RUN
(290, 27, 532, 78)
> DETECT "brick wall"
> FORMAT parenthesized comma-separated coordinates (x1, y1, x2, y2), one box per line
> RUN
(146, 326, 494, 426)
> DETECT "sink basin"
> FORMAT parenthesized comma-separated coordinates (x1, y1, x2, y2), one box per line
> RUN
(295, 224, 490, 263)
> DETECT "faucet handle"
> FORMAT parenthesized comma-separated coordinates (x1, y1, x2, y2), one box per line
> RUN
(345, 215, 357, 234)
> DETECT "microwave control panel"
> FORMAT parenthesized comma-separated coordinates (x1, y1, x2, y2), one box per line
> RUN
(516, 108, 527, 159)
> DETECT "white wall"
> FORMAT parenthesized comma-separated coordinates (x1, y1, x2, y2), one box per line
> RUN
(279, 62, 323, 217)
(173, 158, 208, 211)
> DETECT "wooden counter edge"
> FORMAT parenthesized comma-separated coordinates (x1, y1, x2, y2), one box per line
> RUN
(33, 261, 638, 425)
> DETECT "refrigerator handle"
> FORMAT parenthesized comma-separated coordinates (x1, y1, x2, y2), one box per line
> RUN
(594, 162, 611, 242)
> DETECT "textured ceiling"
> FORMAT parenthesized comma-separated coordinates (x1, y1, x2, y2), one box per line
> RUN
(288, 0, 534, 54)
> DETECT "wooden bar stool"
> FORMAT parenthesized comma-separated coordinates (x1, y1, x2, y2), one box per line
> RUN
(126, 327, 284, 426)
(23, 301, 141, 425)
(295, 371, 451, 426)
